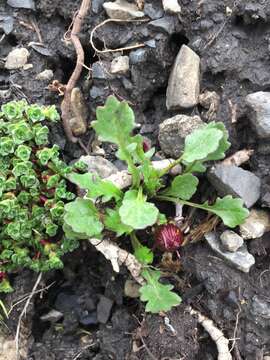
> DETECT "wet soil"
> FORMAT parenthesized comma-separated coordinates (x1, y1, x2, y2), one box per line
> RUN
(1, 0, 270, 359)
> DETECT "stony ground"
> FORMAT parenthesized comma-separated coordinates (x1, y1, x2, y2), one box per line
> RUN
(1, 0, 270, 359)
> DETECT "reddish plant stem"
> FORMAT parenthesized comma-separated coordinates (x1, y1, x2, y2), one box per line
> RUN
(61, 0, 91, 143)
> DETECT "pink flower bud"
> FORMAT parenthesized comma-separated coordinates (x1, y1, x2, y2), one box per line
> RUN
(155, 224, 183, 252)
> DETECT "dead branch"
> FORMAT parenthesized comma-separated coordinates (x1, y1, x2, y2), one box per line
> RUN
(61, 0, 91, 143)
(187, 306, 232, 360)
(15, 273, 42, 359)
(90, 18, 148, 54)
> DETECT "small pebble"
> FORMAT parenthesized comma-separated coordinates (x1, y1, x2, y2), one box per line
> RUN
(36, 69, 54, 81)
(5, 48, 30, 70)
(220, 230, 244, 252)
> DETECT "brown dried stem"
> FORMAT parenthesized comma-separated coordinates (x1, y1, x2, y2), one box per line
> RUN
(61, 0, 91, 143)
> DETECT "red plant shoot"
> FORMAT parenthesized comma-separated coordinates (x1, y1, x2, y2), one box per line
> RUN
(155, 223, 183, 252)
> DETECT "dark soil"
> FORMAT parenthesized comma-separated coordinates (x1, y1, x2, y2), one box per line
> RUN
(1, 0, 270, 359)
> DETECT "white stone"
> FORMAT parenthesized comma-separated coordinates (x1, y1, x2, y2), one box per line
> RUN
(220, 230, 244, 252)
(36, 69, 54, 81)
(103, 0, 144, 20)
(110, 55, 129, 74)
(162, 0, 181, 14)
(5, 47, 30, 70)
(240, 209, 270, 239)
(166, 45, 200, 110)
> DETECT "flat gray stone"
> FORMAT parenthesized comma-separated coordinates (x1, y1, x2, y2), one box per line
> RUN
(7, 0, 35, 9)
(36, 69, 54, 81)
(97, 295, 114, 324)
(220, 230, 244, 252)
(40, 309, 63, 323)
(205, 232, 255, 273)
(239, 209, 270, 239)
(103, 0, 144, 20)
(166, 45, 200, 110)
(80, 156, 118, 178)
(5, 48, 30, 70)
(246, 92, 270, 139)
(251, 295, 270, 322)
(158, 114, 204, 158)
(208, 164, 261, 208)
(148, 16, 177, 35)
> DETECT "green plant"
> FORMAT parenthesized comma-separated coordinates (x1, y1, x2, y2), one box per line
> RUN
(0, 100, 87, 292)
(64, 96, 249, 313)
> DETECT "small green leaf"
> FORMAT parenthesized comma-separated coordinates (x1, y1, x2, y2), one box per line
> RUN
(104, 208, 133, 236)
(160, 174, 199, 200)
(92, 96, 135, 145)
(140, 161, 161, 196)
(134, 246, 153, 265)
(183, 161, 206, 173)
(182, 127, 223, 163)
(64, 198, 103, 237)
(204, 122, 230, 161)
(119, 189, 159, 230)
(139, 269, 181, 313)
(199, 195, 249, 228)
(69, 172, 122, 202)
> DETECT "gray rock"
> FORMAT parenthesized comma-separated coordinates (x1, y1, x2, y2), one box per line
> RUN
(90, 86, 106, 99)
(92, 0, 106, 14)
(148, 16, 177, 35)
(144, 3, 164, 19)
(208, 164, 261, 208)
(129, 48, 147, 64)
(158, 114, 204, 158)
(80, 155, 118, 178)
(205, 232, 255, 273)
(36, 69, 54, 81)
(251, 295, 270, 320)
(5, 48, 30, 70)
(145, 39, 156, 48)
(162, 0, 181, 14)
(103, 0, 144, 20)
(92, 62, 109, 79)
(220, 230, 244, 252)
(0, 15, 14, 35)
(110, 55, 129, 74)
(7, 0, 35, 10)
(246, 92, 270, 138)
(239, 209, 270, 239)
(97, 295, 114, 324)
(166, 45, 200, 110)
(40, 309, 63, 323)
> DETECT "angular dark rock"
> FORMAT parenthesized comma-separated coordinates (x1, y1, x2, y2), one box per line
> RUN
(97, 295, 114, 324)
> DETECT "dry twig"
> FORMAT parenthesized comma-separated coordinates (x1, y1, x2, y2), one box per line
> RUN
(221, 149, 254, 167)
(90, 18, 148, 54)
(61, 0, 91, 143)
(15, 273, 42, 359)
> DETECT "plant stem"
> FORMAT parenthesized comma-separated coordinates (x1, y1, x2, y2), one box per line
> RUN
(158, 156, 183, 177)
(130, 231, 141, 251)
(156, 195, 205, 211)
(118, 140, 140, 188)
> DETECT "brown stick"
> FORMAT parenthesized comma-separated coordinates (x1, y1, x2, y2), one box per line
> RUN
(61, 0, 91, 143)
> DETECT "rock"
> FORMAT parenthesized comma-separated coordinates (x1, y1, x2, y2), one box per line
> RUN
(144, 3, 164, 19)
(36, 69, 54, 81)
(205, 232, 255, 273)
(166, 45, 200, 110)
(162, 0, 181, 14)
(0, 15, 14, 35)
(208, 165, 261, 208)
(80, 155, 118, 178)
(158, 114, 204, 158)
(129, 48, 147, 64)
(103, 0, 144, 20)
(220, 230, 244, 252)
(124, 280, 140, 298)
(148, 16, 177, 35)
(239, 209, 270, 239)
(92, 0, 106, 14)
(110, 55, 129, 74)
(97, 295, 114, 324)
(92, 61, 110, 80)
(251, 295, 270, 324)
(40, 309, 63, 323)
(246, 92, 270, 138)
(90, 86, 106, 99)
(7, 0, 35, 10)
(0, 337, 17, 360)
(79, 312, 98, 326)
(5, 48, 30, 70)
